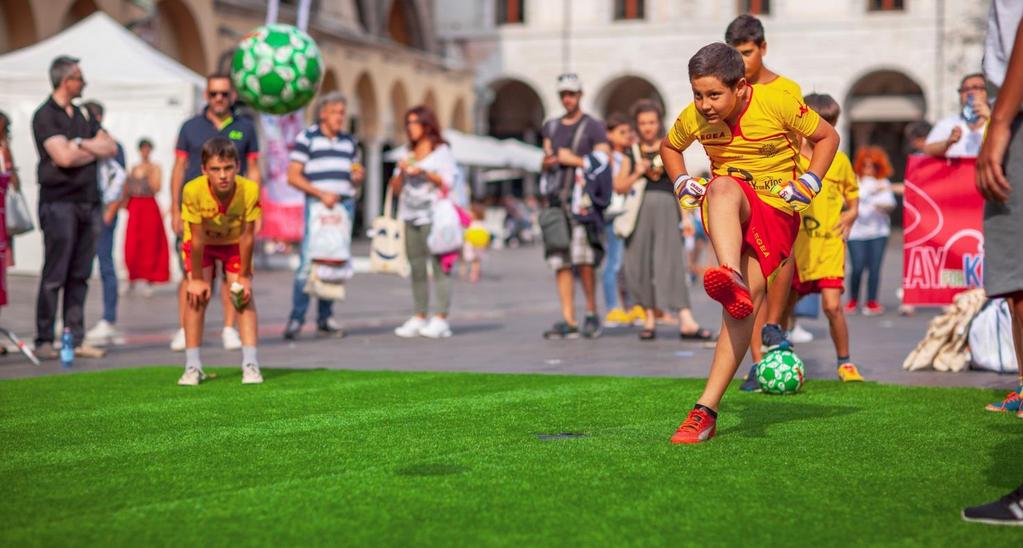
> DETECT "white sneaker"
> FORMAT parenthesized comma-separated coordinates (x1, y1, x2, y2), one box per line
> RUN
(222, 327, 242, 350)
(419, 316, 452, 339)
(177, 366, 205, 386)
(395, 316, 427, 338)
(242, 363, 263, 384)
(788, 323, 814, 344)
(85, 320, 119, 347)
(170, 328, 186, 352)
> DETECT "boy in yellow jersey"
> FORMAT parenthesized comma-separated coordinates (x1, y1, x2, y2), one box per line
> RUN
(177, 137, 263, 386)
(661, 43, 839, 444)
(788, 94, 865, 383)
(727, 13, 807, 390)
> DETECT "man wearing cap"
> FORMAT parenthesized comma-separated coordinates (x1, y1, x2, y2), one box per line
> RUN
(539, 73, 611, 340)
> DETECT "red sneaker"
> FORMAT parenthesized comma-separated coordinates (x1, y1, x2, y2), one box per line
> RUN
(863, 301, 885, 316)
(703, 266, 753, 319)
(844, 299, 859, 314)
(670, 407, 717, 444)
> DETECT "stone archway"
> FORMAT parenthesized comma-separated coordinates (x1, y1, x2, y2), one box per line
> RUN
(386, 0, 426, 50)
(594, 74, 666, 121)
(0, 0, 37, 53)
(450, 97, 468, 133)
(152, 0, 208, 74)
(486, 78, 545, 144)
(352, 72, 380, 140)
(389, 80, 410, 143)
(60, 0, 98, 30)
(846, 69, 926, 181)
(422, 89, 438, 118)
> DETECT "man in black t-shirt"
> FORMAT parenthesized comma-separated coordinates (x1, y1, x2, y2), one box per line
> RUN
(539, 73, 611, 340)
(31, 55, 117, 359)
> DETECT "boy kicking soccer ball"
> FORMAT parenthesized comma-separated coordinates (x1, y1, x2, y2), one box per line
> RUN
(178, 137, 263, 386)
(788, 93, 865, 383)
(660, 43, 839, 443)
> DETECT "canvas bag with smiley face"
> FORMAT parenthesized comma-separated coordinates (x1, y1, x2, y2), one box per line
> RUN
(368, 186, 411, 277)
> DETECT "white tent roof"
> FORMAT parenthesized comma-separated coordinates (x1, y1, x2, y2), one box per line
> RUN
(0, 12, 204, 88)
(0, 12, 205, 276)
(385, 129, 544, 172)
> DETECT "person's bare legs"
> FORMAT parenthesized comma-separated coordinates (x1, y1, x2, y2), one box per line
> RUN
(556, 268, 576, 326)
(177, 281, 187, 328)
(225, 271, 257, 347)
(221, 279, 236, 329)
(1008, 292, 1023, 387)
(578, 265, 597, 315)
(183, 266, 214, 349)
(697, 251, 767, 410)
(704, 177, 749, 271)
(679, 308, 702, 333)
(821, 287, 850, 359)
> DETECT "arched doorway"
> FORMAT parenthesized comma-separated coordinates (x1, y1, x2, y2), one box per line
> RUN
(0, 0, 37, 53)
(152, 0, 207, 74)
(450, 97, 469, 133)
(352, 72, 379, 139)
(60, 0, 97, 30)
(846, 69, 926, 181)
(422, 89, 438, 117)
(389, 80, 409, 143)
(596, 75, 666, 121)
(321, 68, 339, 93)
(386, 0, 426, 50)
(486, 79, 544, 144)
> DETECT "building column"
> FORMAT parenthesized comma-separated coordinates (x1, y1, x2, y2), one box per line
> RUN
(364, 138, 384, 224)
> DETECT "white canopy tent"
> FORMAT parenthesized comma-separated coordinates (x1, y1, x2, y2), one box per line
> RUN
(0, 12, 205, 275)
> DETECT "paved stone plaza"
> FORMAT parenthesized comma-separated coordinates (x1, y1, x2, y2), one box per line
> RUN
(0, 236, 1013, 390)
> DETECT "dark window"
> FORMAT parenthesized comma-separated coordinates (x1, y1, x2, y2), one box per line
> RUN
(868, 0, 905, 11)
(614, 0, 645, 20)
(497, 0, 525, 25)
(737, 0, 771, 15)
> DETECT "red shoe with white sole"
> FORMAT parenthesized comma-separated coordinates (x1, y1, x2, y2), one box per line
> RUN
(670, 407, 717, 444)
(703, 266, 753, 320)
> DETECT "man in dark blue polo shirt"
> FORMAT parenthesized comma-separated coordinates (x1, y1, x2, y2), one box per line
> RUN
(31, 55, 118, 359)
(168, 73, 261, 352)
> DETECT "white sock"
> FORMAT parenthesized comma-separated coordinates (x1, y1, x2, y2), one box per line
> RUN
(242, 346, 258, 367)
(185, 348, 202, 370)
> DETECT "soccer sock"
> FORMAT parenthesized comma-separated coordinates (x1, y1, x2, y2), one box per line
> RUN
(693, 403, 718, 419)
(242, 346, 258, 367)
(185, 348, 202, 371)
(837, 356, 850, 367)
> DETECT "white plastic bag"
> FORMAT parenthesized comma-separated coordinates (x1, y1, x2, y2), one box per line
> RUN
(307, 201, 352, 263)
(969, 299, 1019, 373)
(427, 198, 464, 255)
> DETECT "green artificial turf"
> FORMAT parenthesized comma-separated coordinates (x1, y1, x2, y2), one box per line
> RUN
(1, 368, 1020, 547)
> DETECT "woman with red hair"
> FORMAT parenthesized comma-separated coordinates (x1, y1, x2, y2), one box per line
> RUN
(846, 146, 897, 316)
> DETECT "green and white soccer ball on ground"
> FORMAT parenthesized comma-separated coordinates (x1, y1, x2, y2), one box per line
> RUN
(232, 24, 323, 115)
(757, 349, 805, 395)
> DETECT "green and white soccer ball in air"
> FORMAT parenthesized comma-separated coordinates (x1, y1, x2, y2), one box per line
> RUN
(232, 24, 323, 115)
(757, 349, 805, 395)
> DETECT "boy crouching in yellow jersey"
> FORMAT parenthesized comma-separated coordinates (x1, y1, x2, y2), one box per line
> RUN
(178, 137, 263, 386)
(660, 43, 839, 443)
(788, 94, 865, 383)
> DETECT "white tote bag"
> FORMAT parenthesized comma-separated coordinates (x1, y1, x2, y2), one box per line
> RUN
(969, 299, 1019, 373)
(427, 197, 464, 255)
(369, 187, 411, 277)
(613, 143, 647, 239)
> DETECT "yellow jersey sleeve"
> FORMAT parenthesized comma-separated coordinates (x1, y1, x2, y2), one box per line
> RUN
(239, 177, 262, 223)
(764, 75, 802, 100)
(180, 176, 204, 225)
(666, 104, 698, 151)
(831, 152, 859, 202)
(763, 88, 821, 140)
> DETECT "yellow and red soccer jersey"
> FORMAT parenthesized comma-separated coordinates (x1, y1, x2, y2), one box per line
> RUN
(793, 151, 859, 281)
(666, 84, 822, 213)
(759, 74, 802, 99)
(181, 175, 262, 245)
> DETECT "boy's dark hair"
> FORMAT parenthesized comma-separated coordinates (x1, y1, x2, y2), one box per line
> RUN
(688, 43, 745, 88)
(725, 14, 765, 46)
(207, 72, 233, 86)
(201, 137, 239, 166)
(82, 100, 104, 119)
(606, 112, 630, 131)
(803, 93, 840, 126)
(631, 99, 663, 122)
(138, 137, 154, 150)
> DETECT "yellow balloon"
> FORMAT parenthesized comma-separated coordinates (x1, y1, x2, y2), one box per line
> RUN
(465, 227, 490, 249)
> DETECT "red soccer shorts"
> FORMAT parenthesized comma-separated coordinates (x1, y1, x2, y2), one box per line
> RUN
(792, 273, 845, 296)
(181, 241, 241, 275)
(701, 176, 800, 279)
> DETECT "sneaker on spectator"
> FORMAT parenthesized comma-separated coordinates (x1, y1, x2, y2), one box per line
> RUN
(604, 308, 631, 327)
(74, 344, 106, 359)
(395, 316, 427, 338)
(862, 301, 885, 316)
(962, 483, 1023, 526)
(419, 316, 452, 339)
(628, 305, 646, 326)
(170, 328, 186, 352)
(844, 299, 859, 314)
(581, 314, 603, 339)
(788, 323, 814, 344)
(543, 321, 580, 340)
(317, 317, 345, 338)
(283, 319, 302, 341)
(34, 345, 58, 361)
(222, 327, 242, 350)
(85, 320, 123, 347)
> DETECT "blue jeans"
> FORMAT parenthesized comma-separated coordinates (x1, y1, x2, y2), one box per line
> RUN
(97, 214, 118, 324)
(288, 197, 355, 324)
(602, 222, 624, 310)
(847, 236, 888, 303)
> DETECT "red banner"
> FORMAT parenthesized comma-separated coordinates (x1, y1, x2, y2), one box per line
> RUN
(902, 155, 985, 305)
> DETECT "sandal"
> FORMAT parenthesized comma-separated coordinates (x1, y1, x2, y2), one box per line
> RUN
(680, 328, 715, 341)
(639, 329, 657, 341)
